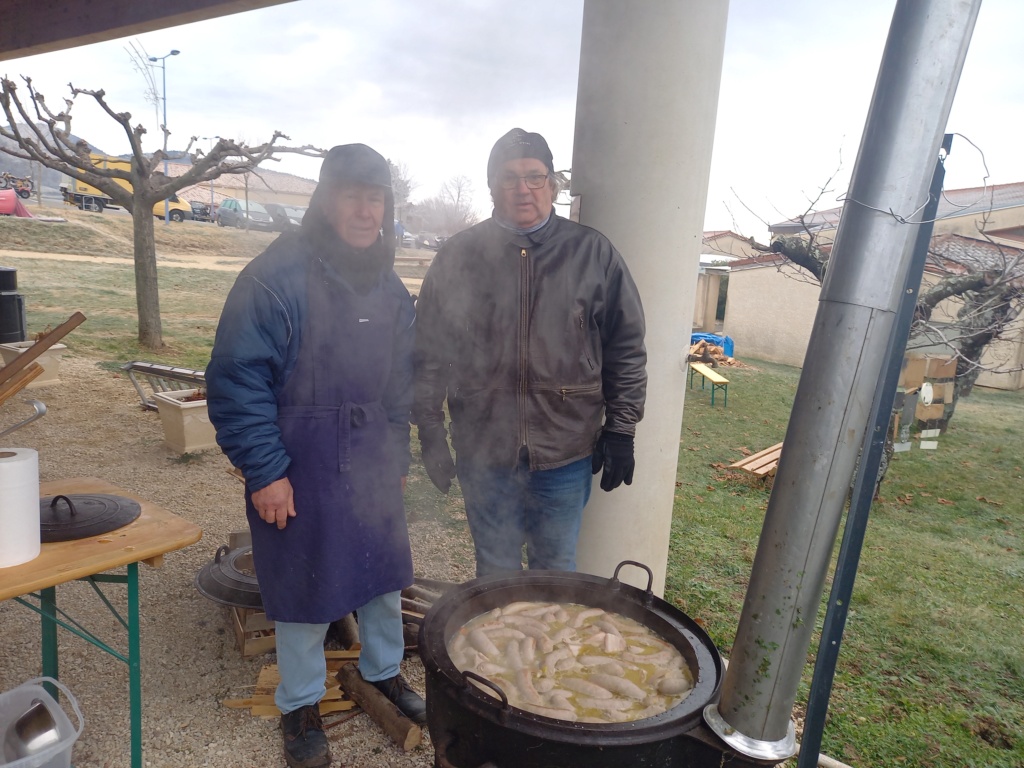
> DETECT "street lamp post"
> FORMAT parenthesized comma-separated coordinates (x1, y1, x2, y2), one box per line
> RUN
(149, 49, 179, 224)
(200, 135, 221, 222)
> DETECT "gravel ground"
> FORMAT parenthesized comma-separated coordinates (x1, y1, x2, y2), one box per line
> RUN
(1, 354, 476, 768)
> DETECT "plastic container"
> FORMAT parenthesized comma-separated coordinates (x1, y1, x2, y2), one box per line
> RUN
(0, 677, 83, 768)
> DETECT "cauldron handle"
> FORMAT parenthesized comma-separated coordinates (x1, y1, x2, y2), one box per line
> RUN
(459, 671, 511, 722)
(610, 560, 655, 606)
(213, 544, 230, 564)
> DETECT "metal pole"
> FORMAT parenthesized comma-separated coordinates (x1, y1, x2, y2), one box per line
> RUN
(149, 50, 178, 225)
(797, 135, 951, 768)
(161, 59, 168, 224)
(705, 1, 980, 760)
(201, 136, 218, 219)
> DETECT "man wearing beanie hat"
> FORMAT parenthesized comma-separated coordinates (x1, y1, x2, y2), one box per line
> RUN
(207, 144, 424, 767)
(414, 128, 647, 577)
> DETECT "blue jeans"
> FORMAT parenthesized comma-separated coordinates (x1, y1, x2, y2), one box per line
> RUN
(458, 454, 593, 577)
(274, 590, 404, 713)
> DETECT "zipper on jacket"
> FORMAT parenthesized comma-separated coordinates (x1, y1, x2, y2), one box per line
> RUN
(578, 313, 595, 370)
(519, 248, 529, 454)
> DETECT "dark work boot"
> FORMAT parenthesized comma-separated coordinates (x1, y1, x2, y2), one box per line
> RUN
(280, 704, 331, 768)
(370, 675, 427, 724)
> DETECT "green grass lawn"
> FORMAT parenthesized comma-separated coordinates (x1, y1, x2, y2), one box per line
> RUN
(674, 361, 1023, 767)
(5, 248, 1022, 766)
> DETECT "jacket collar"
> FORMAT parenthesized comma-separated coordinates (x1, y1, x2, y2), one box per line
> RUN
(489, 208, 559, 249)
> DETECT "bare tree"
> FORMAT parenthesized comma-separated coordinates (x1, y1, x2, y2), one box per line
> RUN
(415, 175, 478, 236)
(387, 159, 415, 222)
(766, 201, 1024, 415)
(124, 40, 160, 132)
(0, 76, 324, 349)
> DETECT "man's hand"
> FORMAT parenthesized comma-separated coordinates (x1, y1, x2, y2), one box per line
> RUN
(591, 431, 635, 492)
(419, 425, 456, 494)
(251, 477, 296, 529)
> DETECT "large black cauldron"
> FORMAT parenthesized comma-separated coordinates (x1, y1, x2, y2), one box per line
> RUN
(419, 562, 724, 768)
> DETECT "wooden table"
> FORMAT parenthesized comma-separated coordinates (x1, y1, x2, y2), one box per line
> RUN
(0, 477, 203, 768)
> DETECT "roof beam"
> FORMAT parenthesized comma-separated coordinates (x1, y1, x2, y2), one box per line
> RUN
(0, 0, 296, 62)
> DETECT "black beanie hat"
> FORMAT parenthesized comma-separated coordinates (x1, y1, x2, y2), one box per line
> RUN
(304, 143, 396, 275)
(486, 128, 554, 188)
(319, 143, 393, 188)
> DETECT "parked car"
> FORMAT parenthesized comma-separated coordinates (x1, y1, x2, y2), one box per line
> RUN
(190, 200, 213, 223)
(411, 232, 443, 250)
(216, 198, 273, 230)
(264, 203, 306, 232)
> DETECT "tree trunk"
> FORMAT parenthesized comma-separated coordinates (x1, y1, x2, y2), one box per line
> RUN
(132, 204, 164, 349)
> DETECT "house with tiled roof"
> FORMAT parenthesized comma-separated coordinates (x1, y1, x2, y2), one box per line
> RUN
(722, 227, 1024, 391)
(702, 230, 760, 259)
(769, 181, 1024, 245)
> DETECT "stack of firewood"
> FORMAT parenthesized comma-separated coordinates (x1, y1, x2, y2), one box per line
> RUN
(687, 339, 735, 367)
(328, 577, 454, 651)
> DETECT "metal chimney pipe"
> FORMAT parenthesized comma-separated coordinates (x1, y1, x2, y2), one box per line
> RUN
(705, 0, 981, 759)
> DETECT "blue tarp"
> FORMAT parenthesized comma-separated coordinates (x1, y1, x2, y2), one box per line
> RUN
(691, 333, 734, 358)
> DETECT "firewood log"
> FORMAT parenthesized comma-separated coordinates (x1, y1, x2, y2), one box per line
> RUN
(336, 663, 422, 751)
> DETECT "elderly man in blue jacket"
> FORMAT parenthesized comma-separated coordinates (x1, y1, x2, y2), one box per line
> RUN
(207, 144, 424, 768)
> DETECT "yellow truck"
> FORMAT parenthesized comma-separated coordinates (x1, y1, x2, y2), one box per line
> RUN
(60, 154, 193, 222)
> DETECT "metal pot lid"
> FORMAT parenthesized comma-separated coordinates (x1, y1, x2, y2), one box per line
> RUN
(194, 544, 264, 610)
(39, 494, 142, 542)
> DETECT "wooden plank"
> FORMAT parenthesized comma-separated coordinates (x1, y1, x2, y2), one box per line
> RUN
(0, 311, 86, 389)
(0, 362, 43, 408)
(729, 442, 783, 468)
(729, 442, 783, 477)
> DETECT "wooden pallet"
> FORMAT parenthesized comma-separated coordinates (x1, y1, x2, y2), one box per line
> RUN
(729, 442, 783, 477)
(221, 650, 362, 717)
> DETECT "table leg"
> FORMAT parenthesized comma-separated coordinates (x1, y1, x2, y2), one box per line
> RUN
(40, 586, 58, 699)
(127, 562, 142, 768)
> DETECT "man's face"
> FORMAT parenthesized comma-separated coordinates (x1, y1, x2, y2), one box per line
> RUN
(493, 157, 554, 229)
(328, 182, 386, 248)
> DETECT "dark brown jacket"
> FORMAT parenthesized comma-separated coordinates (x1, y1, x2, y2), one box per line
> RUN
(413, 213, 646, 470)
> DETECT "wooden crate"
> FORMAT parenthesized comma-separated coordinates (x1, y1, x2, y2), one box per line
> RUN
(232, 606, 276, 657)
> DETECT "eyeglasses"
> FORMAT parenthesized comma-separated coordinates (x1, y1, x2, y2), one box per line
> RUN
(498, 173, 549, 190)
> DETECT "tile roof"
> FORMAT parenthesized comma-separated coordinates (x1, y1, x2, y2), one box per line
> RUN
(730, 232, 1024, 281)
(769, 180, 1024, 235)
(928, 232, 1024, 279)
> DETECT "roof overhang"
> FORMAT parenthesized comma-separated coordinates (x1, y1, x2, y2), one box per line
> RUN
(1, 0, 297, 62)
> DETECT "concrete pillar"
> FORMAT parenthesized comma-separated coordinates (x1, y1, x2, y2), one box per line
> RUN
(571, 0, 729, 593)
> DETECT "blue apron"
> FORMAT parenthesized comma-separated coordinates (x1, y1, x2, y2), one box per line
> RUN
(246, 254, 413, 623)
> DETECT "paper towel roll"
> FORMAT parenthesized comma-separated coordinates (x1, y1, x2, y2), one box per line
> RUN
(0, 447, 40, 568)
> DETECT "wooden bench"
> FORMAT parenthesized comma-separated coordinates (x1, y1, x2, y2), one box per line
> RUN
(729, 442, 784, 478)
(688, 362, 730, 406)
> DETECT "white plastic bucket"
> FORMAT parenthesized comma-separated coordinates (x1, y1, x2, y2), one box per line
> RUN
(0, 677, 84, 768)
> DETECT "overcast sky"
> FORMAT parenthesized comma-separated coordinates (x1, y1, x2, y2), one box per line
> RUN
(4, 0, 1022, 243)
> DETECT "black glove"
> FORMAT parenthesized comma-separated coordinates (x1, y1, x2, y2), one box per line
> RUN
(418, 425, 456, 494)
(591, 430, 635, 492)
